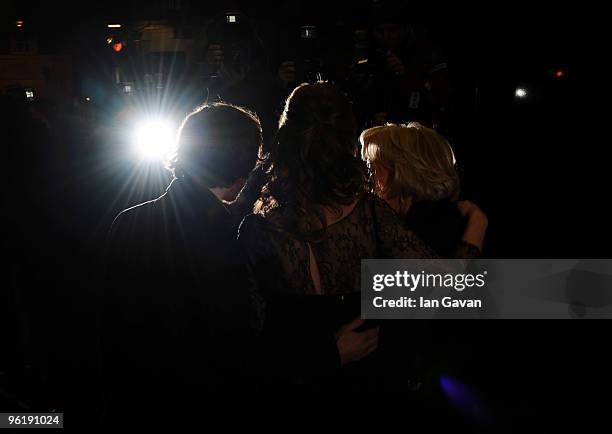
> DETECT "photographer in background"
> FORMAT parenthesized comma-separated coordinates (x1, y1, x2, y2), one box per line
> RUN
(350, 2, 449, 129)
(277, 23, 330, 89)
(201, 11, 276, 136)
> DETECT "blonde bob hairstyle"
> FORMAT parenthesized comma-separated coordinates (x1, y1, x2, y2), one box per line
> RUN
(360, 122, 459, 206)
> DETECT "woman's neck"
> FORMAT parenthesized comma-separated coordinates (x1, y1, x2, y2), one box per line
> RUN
(318, 199, 360, 227)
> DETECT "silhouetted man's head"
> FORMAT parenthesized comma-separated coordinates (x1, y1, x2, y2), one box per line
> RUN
(168, 102, 262, 201)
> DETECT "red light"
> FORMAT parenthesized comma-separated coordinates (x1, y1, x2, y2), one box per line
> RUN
(555, 70, 565, 78)
(113, 42, 123, 52)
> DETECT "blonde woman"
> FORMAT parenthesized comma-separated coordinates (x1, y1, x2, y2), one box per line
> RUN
(361, 122, 484, 256)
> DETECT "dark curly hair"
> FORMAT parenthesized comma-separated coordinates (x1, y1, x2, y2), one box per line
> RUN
(257, 82, 368, 233)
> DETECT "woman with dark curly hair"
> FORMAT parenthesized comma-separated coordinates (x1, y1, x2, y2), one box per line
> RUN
(238, 82, 487, 387)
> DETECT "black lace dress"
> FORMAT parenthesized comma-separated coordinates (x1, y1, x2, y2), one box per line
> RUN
(237, 193, 478, 386)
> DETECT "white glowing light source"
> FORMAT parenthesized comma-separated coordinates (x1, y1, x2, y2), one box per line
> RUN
(134, 120, 175, 160)
(107, 24, 122, 28)
(515, 87, 528, 98)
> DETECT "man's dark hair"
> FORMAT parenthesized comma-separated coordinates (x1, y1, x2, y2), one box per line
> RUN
(168, 102, 262, 188)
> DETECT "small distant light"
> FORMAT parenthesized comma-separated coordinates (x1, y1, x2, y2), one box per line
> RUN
(123, 85, 133, 94)
(515, 87, 528, 98)
(106, 37, 113, 44)
(555, 70, 565, 78)
(113, 42, 123, 52)
(227, 15, 237, 23)
(107, 24, 122, 28)
(357, 58, 368, 65)
(300, 25, 317, 39)
(85, 96, 91, 102)
(16, 20, 24, 28)
(25, 90, 34, 100)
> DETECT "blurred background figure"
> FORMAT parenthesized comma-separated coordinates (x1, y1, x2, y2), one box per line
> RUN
(200, 9, 277, 136)
(349, 1, 449, 130)
(1, 94, 54, 414)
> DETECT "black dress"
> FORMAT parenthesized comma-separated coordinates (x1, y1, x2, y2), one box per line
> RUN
(238, 194, 478, 389)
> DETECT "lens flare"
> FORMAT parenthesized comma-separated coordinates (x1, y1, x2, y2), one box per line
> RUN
(440, 375, 490, 424)
(134, 120, 175, 160)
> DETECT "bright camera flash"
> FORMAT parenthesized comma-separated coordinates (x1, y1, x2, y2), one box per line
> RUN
(134, 120, 175, 160)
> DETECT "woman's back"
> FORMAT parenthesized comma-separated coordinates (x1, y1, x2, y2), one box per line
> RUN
(239, 193, 438, 297)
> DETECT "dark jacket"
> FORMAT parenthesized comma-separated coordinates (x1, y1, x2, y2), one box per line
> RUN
(405, 199, 466, 258)
(101, 176, 251, 423)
